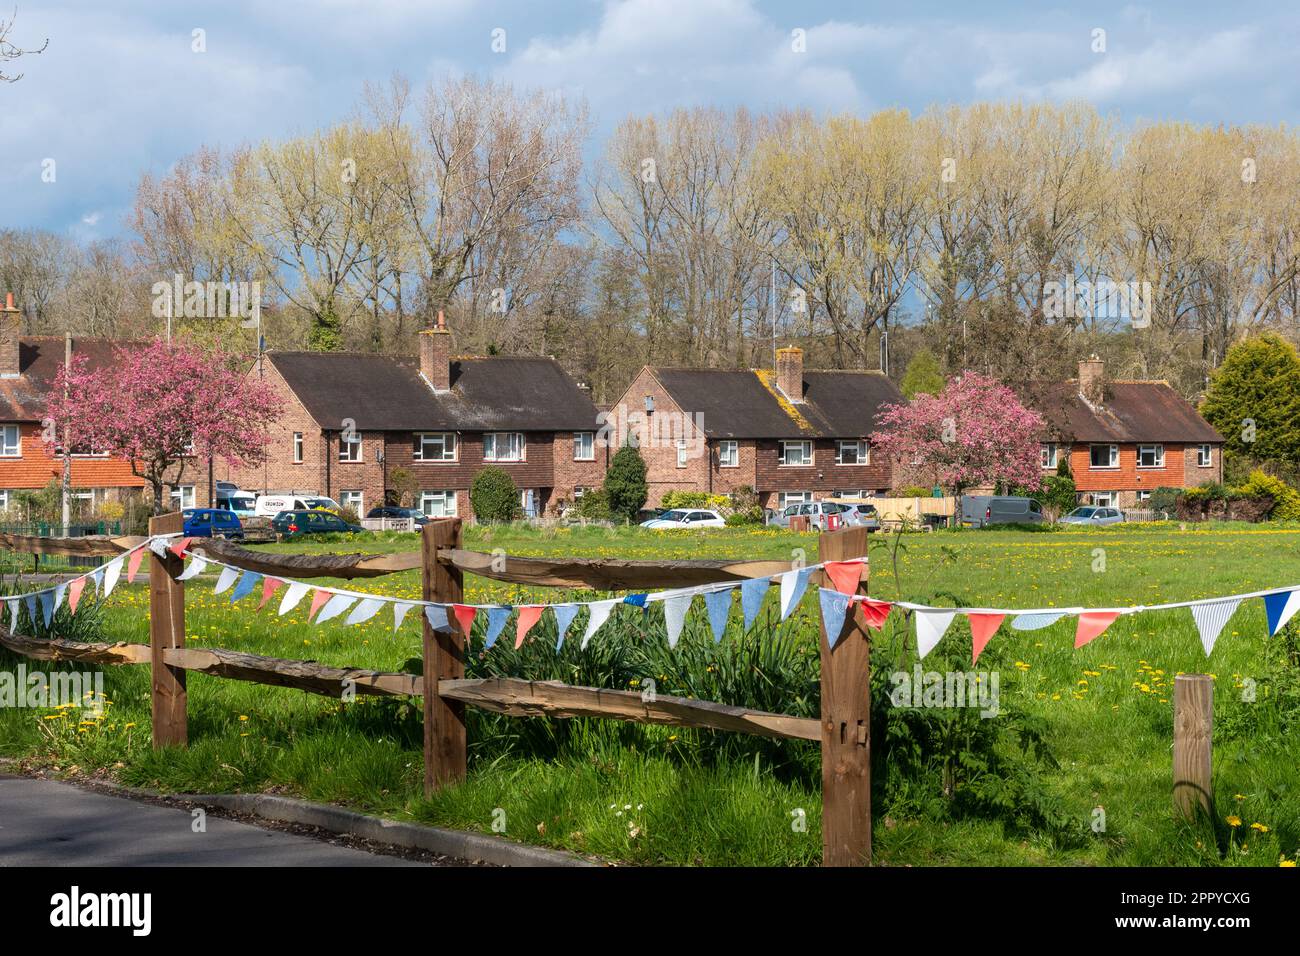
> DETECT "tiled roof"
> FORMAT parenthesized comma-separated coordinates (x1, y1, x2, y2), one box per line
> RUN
(1026, 380, 1223, 444)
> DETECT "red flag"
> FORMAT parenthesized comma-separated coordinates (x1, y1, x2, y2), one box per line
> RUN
(824, 561, 863, 596)
(258, 577, 285, 612)
(515, 606, 545, 649)
(126, 547, 147, 583)
(1075, 611, 1119, 649)
(68, 577, 86, 614)
(859, 599, 893, 630)
(969, 613, 1006, 665)
(169, 537, 194, 558)
(307, 589, 332, 620)
(452, 604, 477, 636)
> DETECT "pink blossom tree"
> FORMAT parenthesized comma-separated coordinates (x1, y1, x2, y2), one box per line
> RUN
(871, 372, 1046, 497)
(42, 340, 283, 514)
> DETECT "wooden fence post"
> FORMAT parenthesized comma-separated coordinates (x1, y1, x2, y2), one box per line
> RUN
(423, 517, 466, 796)
(817, 525, 872, 866)
(1173, 673, 1213, 820)
(148, 512, 187, 749)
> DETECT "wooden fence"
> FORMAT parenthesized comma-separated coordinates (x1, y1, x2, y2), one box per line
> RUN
(0, 515, 875, 866)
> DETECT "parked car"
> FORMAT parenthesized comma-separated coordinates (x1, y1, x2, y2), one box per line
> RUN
(959, 495, 1045, 528)
(215, 490, 257, 517)
(640, 509, 726, 529)
(767, 500, 864, 531)
(366, 506, 429, 526)
(182, 508, 244, 540)
(635, 508, 667, 523)
(271, 510, 364, 536)
(825, 500, 882, 531)
(255, 494, 314, 518)
(303, 496, 342, 515)
(1060, 505, 1125, 526)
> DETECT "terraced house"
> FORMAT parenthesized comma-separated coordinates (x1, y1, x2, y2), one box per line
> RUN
(219, 314, 606, 519)
(0, 294, 147, 516)
(1027, 357, 1224, 509)
(607, 346, 904, 510)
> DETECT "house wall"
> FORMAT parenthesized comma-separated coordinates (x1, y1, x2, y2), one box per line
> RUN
(754, 439, 892, 508)
(1068, 440, 1223, 507)
(220, 360, 326, 498)
(0, 423, 146, 492)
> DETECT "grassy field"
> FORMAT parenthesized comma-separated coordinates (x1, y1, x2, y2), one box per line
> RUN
(2, 522, 1299, 867)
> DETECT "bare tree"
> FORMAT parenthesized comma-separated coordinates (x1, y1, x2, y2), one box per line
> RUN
(0, 6, 46, 83)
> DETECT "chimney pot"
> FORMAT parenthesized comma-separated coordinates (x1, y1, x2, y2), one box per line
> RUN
(776, 346, 804, 403)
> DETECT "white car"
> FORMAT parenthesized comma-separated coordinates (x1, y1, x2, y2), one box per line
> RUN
(640, 508, 726, 529)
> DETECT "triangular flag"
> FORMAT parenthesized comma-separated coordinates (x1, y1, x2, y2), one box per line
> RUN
(213, 565, 239, 595)
(1263, 590, 1300, 636)
(1074, 611, 1120, 649)
(147, 537, 169, 557)
(779, 566, 815, 620)
(126, 547, 147, 583)
(1011, 611, 1066, 631)
(307, 588, 333, 620)
(345, 597, 385, 626)
(53, 583, 67, 616)
(662, 594, 692, 649)
(258, 577, 285, 611)
(553, 605, 580, 649)
(703, 588, 733, 643)
(68, 577, 87, 615)
(102, 556, 124, 597)
(424, 604, 451, 633)
(169, 537, 194, 558)
(1190, 599, 1241, 657)
(314, 592, 355, 624)
(279, 581, 310, 615)
(741, 576, 770, 631)
(859, 599, 892, 630)
(624, 593, 648, 608)
(230, 570, 262, 603)
(969, 613, 1005, 665)
(24, 594, 38, 630)
(177, 557, 207, 581)
(819, 588, 852, 648)
(452, 604, 477, 636)
(581, 599, 618, 650)
(39, 590, 54, 628)
(483, 607, 510, 648)
(915, 609, 956, 658)
(515, 606, 545, 649)
(393, 602, 417, 630)
(824, 561, 862, 596)
(6, 598, 18, 628)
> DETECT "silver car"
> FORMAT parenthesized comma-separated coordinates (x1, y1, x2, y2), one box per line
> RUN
(767, 500, 865, 531)
(1060, 505, 1125, 526)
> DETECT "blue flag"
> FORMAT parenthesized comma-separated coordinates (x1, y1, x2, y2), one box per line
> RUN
(704, 588, 734, 642)
(741, 576, 770, 631)
(1264, 590, 1299, 635)
(23, 594, 38, 630)
(483, 606, 510, 648)
(553, 604, 580, 650)
(624, 593, 648, 608)
(424, 604, 452, 633)
(779, 566, 816, 620)
(39, 590, 54, 628)
(819, 588, 852, 648)
(230, 570, 262, 603)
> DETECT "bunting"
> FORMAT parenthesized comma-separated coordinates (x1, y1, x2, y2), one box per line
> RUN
(779, 566, 815, 620)
(823, 561, 862, 596)
(819, 588, 852, 648)
(553, 604, 580, 650)
(969, 614, 1005, 665)
(258, 577, 286, 612)
(424, 604, 451, 633)
(1190, 599, 1242, 657)
(393, 602, 418, 631)
(741, 576, 770, 631)
(582, 600, 618, 650)
(915, 609, 956, 659)
(483, 607, 510, 648)
(515, 606, 545, 649)
(1264, 589, 1300, 636)
(279, 582, 310, 616)
(1074, 611, 1120, 649)
(125, 547, 147, 584)
(662, 593, 691, 649)
(703, 588, 733, 642)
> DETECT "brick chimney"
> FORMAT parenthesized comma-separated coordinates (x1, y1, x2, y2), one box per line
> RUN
(776, 346, 804, 403)
(0, 292, 21, 379)
(1078, 354, 1105, 406)
(419, 310, 452, 392)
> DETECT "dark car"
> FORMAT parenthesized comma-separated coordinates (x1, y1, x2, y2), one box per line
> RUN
(366, 506, 429, 525)
(182, 508, 244, 540)
(272, 510, 364, 536)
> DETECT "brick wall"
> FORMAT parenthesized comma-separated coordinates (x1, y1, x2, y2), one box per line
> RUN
(1071, 442, 1186, 493)
(0, 423, 146, 492)
(552, 430, 608, 511)
(220, 360, 326, 497)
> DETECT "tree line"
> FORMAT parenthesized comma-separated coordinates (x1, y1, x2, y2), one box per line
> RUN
(3, 78, 1299, 404)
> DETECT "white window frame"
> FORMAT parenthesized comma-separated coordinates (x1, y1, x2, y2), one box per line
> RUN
(339, 432, 363, 463)
(1091, 492, 1116, 507)
(0, 425, 19, 457)
(418, 490, 458, 518)
(169, 485, 195, 509)
(292, 432, 303, 463)
(1136, 490, 1152, 502)
(777, 491, 812, 508)
(573, 431, 595, 462)
(780, 440, 812, 467)
(1040, 442, 1058, 470)
(0, 489, 8, 510)
(676, 439, 689, 469)
(1136, 444, 1165, 468)
(1089, 444, 1118, 469)
(483, 432, 525, 462)
(340, 489, 363, 512)
(835, 440, 869, 466)
(414, 432, 457, 463)
(1197, 444, 1213, 468)
(718, 440, 739, 468)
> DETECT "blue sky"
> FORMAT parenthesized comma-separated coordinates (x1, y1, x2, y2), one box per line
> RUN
(4, 0, 1297, 240)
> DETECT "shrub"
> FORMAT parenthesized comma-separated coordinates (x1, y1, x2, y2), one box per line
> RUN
(730, 485, 760, 514)
(572, 488, 611, 520)
(1234, 470, 1300, 520)
(725, 507, 763, 526)
(604, 445, 648, 523)
(470, 467, 521, 523)
(895, 485, 933, 498)
(337, 506, 361, 525)
(661, 490, 708, 509)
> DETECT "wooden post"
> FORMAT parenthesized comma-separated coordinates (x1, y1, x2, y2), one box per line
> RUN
(1173, 673, 1213, 820)
(148, 512, 187, 748)
(817, 525, 871, 866)
(423, 517, 466, 795)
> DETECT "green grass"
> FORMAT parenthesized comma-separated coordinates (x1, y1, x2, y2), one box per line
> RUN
(2, 522, 1299, 866)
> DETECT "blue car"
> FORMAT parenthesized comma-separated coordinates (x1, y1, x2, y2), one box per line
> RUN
(182, 508, 245, 539)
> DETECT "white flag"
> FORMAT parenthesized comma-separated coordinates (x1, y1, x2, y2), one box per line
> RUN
(177, 557, 207, 581)
(663, 594, 692, 649)
(393, 602, 417, 630)
(102, 556, 124, 597)
(279, 581, 310, 615)
(581, 599, 618, 650)
(1190, 599, 1242, 657)
(213, 565, 239, 595)
(345, 598, 385, 626)
(314, 593, 355, 624)
(915, 610, 956, 659)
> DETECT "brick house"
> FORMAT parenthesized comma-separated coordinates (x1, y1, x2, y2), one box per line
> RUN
(218, 314, 606, 519)
(0, 294, 147, 517)
(1027, 357, 1224, 509)
(606, 346, 903, 510)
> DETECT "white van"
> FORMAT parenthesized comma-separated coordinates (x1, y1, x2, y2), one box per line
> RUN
(255, 494, 313, 518)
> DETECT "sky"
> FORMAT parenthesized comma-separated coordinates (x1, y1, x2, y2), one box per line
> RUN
(3, 0, 1298, 241)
